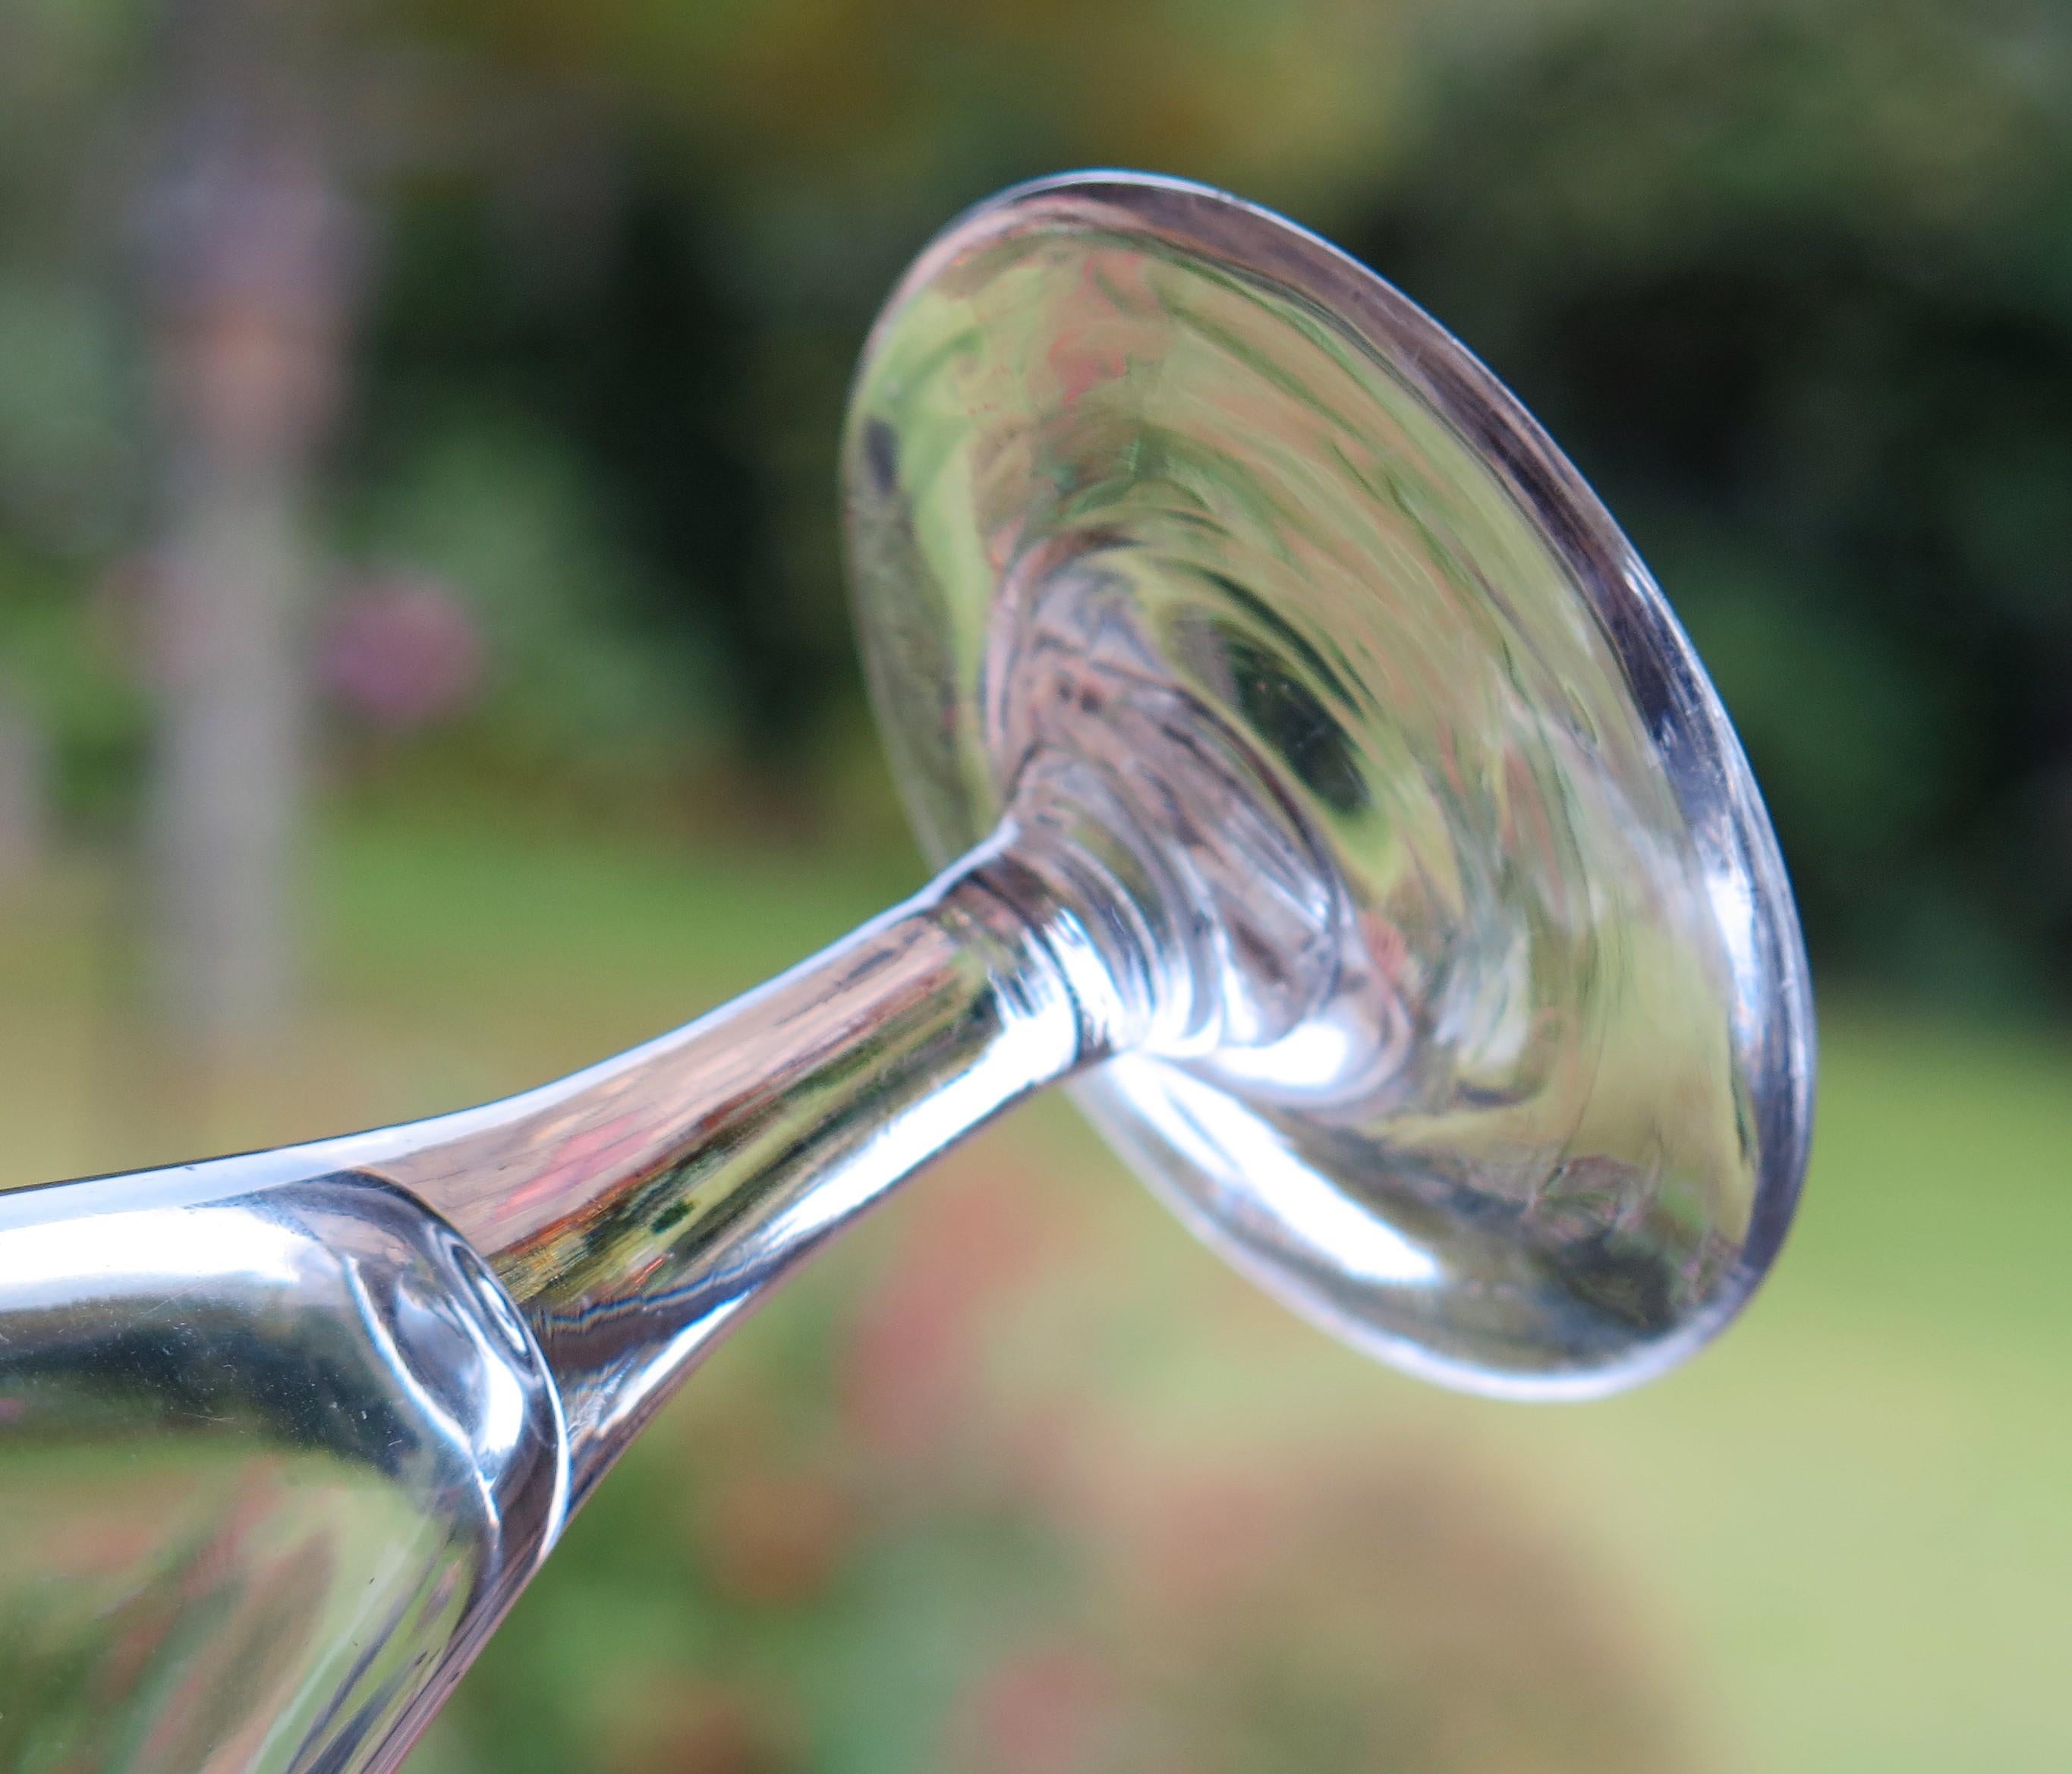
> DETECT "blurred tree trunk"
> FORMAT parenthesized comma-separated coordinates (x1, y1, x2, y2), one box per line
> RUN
(141, 0, 357, 1046)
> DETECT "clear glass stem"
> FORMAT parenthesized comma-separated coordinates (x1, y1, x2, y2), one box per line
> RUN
(0, 812, 1176, 1774)
(363, 823, 1117, 1502)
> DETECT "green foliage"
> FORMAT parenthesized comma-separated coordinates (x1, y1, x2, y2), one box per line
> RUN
(4, 0, 2070, 1004)
(0, 278, 139, 559)
(347, 407, 732, 775)
(0, 550, 146, 832)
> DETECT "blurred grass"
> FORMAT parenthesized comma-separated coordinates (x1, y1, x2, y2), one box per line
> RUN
(1, 807, 2067, 1772)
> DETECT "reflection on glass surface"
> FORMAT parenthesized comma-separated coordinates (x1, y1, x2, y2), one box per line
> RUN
(0, 1162, 565, 1774)
(843, 173, 1812, 1398)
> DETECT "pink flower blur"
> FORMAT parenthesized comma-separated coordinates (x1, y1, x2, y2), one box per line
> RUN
(320, 575, 483, 733)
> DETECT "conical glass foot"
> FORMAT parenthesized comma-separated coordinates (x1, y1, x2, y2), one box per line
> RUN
(843, 172, 1812, 1396)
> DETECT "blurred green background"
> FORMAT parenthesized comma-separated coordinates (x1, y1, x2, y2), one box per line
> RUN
(2, 0, 2068, 1769)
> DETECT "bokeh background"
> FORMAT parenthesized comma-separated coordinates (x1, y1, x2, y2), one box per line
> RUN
(2, 0, 2069, 1769)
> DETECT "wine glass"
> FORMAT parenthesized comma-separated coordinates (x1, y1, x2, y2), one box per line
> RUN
(0, 172, 1812, 1774)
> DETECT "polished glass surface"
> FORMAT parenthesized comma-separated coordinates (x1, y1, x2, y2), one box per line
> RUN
(842, 172, 1813, 1396)
(0, 171, 1812, 1772)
